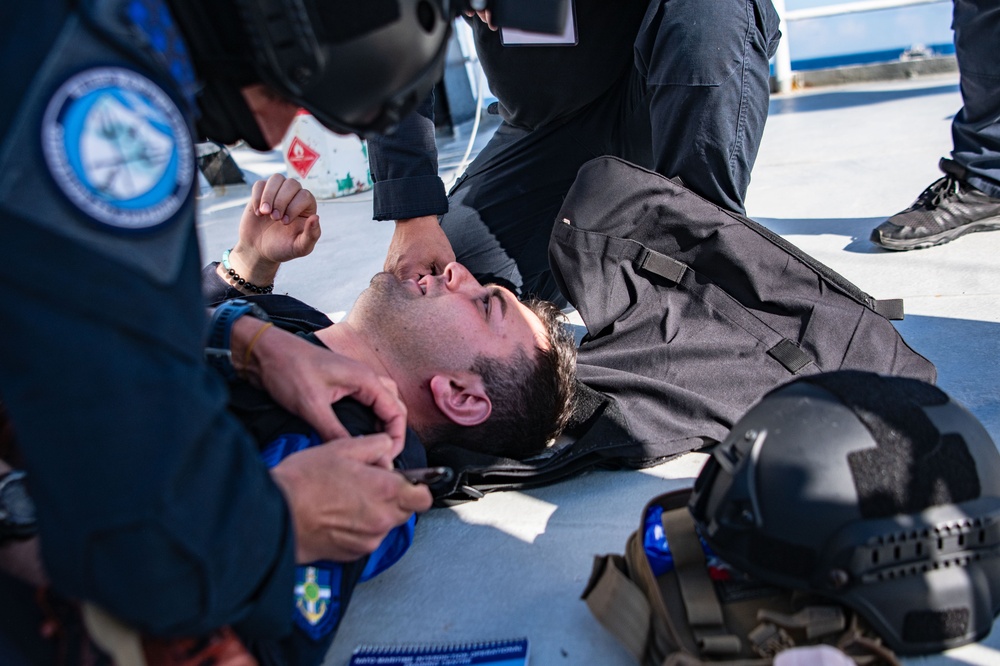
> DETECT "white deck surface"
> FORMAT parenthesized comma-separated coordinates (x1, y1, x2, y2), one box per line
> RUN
(196, 72, 1000, 665)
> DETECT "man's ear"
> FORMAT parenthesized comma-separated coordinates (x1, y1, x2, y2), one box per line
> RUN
(428, 374, 491, 427)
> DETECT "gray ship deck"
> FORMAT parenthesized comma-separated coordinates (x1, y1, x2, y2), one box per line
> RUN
(197, 70, 1000, 666)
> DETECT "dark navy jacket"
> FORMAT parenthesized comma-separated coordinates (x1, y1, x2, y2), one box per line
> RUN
(0, 0, 295, 637)
(366, 0, 650, 222)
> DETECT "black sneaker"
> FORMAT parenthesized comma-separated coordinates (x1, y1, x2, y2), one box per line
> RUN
(870, 158, 1000, 251)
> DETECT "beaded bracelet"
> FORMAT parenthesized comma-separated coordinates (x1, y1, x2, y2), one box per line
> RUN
(222, 249, 274, 295)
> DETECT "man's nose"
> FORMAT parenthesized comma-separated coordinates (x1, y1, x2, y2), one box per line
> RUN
(442, 263, 477, 291)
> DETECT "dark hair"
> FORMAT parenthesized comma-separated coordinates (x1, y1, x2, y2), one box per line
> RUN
(421, 298, 577, 459)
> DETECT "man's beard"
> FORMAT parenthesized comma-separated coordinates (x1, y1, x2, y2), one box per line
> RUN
(358, 272, 408, 309)
(349, 272, 445, 374)
(350, 272, 415, 335)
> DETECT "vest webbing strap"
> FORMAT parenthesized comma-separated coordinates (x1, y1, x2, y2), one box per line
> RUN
(662, 506, 742, 657)
(767, 339, 814, 374)
(873, 299, 904, 321)
(638, 247, 688, 284)
(582, 554, 650, 662)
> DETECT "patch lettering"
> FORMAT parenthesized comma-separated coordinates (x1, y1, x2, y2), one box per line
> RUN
(41, 67, 193, 231)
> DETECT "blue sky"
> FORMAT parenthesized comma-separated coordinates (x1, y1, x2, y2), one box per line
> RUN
(784, 0, 953, 59)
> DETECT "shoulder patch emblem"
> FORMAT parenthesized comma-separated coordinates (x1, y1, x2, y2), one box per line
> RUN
(41, 67, 193, 231)
(294, 565, 343, 640)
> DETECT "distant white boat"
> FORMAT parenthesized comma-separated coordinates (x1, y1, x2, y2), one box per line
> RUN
(900, 43, 935, 60)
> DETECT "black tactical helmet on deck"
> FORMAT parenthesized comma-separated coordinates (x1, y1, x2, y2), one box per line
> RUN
(689, 371, 1000, 656)
(168, 0, 452, 149)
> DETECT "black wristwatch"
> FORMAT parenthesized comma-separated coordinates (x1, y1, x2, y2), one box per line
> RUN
(0, 470, 37, 543)
(205, 299, 272, 380)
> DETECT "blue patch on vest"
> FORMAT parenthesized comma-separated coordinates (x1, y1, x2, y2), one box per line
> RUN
(260, 432, 416, 641)
(41, 67, 193, 232)
(293, 564, 342, 641)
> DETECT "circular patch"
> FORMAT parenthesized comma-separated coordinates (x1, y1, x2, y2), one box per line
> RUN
(42, 67, 194, 231)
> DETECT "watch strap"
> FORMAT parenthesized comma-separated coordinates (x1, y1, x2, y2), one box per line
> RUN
(206, 299, 271, 380)
(0, 470, 37, 542)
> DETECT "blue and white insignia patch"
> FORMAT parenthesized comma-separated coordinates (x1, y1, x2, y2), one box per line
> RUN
(293, 565, 343, 640)
(41, 67, 193, 231)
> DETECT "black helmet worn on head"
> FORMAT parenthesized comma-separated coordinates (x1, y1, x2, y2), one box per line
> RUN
(168, 0, 452, 149)
(689, 370, 1000, 656)
(236, 0, 451, 137)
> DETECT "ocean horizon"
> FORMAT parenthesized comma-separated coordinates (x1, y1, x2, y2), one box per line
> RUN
(790, 41, 955, 71)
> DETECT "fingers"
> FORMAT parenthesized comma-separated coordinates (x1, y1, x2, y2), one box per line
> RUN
(292, 214, 322, 257)
(465, 10, 495, 30)
(267, 177, 298, 222)
(257, 174, 285, 217)
(298, 399, 352, 443)
(366, 380, 407, 466)
(385, 256, 432, 282)
(255, 333, 408, 452)
(333, 433, 397, 467)
(311, 352, 407, 454)
(250, 179, 266, 214)
(352, 376, 408, 460)
(329, 373, 407, 462)
(334, 437, 433, 514)
(270, 440, 432, 563)
(282, 188, 318, 225)
(325, 472, 432, 560)
(255, 174, 316, 223)
(294, 370, 406, 459)
(385, 216, 457, 281)
(398, 478, 434, 514)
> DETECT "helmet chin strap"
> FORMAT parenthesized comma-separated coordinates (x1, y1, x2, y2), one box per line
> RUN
(165, 0, 270, 150)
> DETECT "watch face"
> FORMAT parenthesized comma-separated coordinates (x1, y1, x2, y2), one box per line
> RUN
(0, 472, 37, 537)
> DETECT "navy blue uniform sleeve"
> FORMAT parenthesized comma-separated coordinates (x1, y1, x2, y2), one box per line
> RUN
(0, 219, 297, 638)
(368, 93, 448, 221)
(0, 9, 296, 637)
(202, 261, 246, 306)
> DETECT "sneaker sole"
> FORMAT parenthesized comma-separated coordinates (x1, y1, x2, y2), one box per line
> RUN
(871, 216, 1000, 251)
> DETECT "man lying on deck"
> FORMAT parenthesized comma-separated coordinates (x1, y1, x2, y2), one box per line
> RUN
(203, 174, 579, 461)
(0, 176, 577, 666)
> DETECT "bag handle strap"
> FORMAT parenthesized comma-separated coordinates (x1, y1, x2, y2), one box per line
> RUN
(661, 506, 743, 657)
(637, 247, 687, 284)
(583, 554, 651, 662)
(872, 299, 904, 321)
(633, 247, 817, 375)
